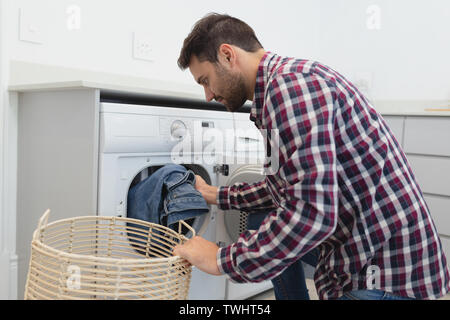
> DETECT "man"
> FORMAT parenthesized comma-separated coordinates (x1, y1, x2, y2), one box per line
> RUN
(172, 13, 450, 300)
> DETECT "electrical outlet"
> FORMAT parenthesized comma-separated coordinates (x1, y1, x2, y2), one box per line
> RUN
(133, 32, 155, 62)
(19, 8, 43, 44)
(352, 71, 373, 99)
(66, 5, 81, 31)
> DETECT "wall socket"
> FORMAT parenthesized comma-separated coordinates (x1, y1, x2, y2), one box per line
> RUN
(19, 8, 43, 44)
(352, 71, 373, 99)
(133, 32, 155, 62)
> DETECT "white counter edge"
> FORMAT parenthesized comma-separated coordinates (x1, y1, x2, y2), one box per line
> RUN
(7, 60, 450, 116)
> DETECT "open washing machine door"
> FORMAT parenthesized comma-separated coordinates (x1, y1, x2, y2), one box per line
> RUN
(215, 163, 274, 300)
(220, 164, 267, 243)
(97, 103, 235, 299)
(126, 163, 213, 238)
(124, 162, 228, 300)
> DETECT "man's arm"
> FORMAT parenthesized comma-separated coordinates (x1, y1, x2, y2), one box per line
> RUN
(174, 72, 339, 280)
(173, 176, 275, 274)
(195, 174, 276, 212)
(194, 175, 218, 204)
(217, 73, 339, 282)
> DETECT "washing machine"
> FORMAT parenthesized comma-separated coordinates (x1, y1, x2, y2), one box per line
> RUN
(97, 102, 273, 300)
(215, 112, 274, 299)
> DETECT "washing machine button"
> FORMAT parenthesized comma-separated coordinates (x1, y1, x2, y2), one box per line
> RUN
(216, 241, 226, 248)
(116, 202, 124, 216)
(170, 120, 187, 140)
(120, 170, 128, 180)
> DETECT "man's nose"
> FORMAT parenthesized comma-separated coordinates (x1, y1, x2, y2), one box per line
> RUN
(204, 86, 215, 102)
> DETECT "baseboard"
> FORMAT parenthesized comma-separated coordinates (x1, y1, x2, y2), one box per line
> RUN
(0, 251, 18, 299)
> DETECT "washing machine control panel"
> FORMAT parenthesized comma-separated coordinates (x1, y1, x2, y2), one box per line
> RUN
(100, 103, 235, 154)
(170, 120, 188, 140)
(160, 117, 220, 142)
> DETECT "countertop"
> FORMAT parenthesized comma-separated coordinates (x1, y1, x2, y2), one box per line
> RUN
(7, 60, 205, 101)
(368, 100, 450, 117)
(8, 60, 450, 117)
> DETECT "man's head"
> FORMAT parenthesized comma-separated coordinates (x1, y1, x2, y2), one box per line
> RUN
(178, 13, 265, 112)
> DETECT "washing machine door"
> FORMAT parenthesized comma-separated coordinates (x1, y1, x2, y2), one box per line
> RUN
(217, 164, 267, 244)
(216, 163, 274, 300)
(125, 163, 213, 239)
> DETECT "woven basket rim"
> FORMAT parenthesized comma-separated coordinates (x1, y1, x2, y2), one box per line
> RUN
(32, 215, 189, 265)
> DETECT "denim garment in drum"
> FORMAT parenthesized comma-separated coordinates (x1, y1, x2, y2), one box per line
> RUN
(127, 164, 209, 230)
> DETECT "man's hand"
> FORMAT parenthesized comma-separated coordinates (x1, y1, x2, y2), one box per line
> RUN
(173, 236, 222, 276)
(195, 175, 218, 205)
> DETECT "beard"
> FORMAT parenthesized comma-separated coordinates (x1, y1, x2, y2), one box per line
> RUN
(214, 64, 248, 112)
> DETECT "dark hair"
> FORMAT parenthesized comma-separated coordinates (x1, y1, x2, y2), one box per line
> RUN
(178, 13, 263, 69)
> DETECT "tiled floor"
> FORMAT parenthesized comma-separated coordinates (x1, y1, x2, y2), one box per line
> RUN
(248, 279, 318, 300)
(249, 279, 450, 300)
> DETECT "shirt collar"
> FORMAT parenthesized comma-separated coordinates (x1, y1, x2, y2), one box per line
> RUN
(250, 51, 280, 126)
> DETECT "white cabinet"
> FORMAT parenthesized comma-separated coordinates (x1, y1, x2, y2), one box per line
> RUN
(424, 195, 450, 235)
(407, 155, 450, 197)
(403, 117, 450, 156)
(383, 115, 450, 270)
(441, 237, 450, 267)
(382, 115, 405, 147)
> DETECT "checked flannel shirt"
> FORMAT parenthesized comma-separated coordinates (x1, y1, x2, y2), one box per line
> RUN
(216, 52, 450, 300)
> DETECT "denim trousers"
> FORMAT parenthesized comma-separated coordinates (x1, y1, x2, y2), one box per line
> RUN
(127, 164, 209, 229)
(247, 211, 319, 300)
(337, 289, 416, 300)
(247, 212, 417, 300)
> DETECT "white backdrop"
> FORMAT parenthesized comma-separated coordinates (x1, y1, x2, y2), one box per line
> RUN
(0, 0, 449, 299)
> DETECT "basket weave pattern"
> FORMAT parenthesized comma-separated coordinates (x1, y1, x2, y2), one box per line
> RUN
(25, 210, 193, 300)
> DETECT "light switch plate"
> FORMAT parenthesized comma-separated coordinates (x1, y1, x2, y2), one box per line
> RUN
(352, 71, 373, 99)
(132, 32, 155, 62)
(19, 8, 43, 44)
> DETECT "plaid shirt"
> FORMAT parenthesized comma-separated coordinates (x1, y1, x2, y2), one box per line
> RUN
(216, 52, 450, 300)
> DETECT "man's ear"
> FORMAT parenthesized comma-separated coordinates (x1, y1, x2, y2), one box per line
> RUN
(218, 44, 235, 66)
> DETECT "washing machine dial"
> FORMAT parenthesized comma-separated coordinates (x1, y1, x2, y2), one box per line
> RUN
(170, 120, 187, 140)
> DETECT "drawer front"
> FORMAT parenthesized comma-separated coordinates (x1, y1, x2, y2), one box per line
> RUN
(406, 155, 450, 197)
(382, 116, 404, 147)
(403, 117, 450, 156)
(440, 236, 450, 270)
(424, 195, 450, 236)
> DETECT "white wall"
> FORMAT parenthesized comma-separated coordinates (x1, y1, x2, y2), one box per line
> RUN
(5, 0, 448, 98)
(316, 0, 450, 101)
(5, 0, 320, 84)
(0, 0, 322, 299)
(0, 0, 18, 300)
(0, 0, 5, 298)
(0, 0, 449, 299)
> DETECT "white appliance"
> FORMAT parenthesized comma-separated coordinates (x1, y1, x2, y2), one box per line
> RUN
(216, 112, 274, 299)
(97, 102, 272, 299)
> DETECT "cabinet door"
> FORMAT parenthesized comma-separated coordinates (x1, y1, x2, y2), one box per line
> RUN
(440, 237, 450, 270)
(403, 117, 450, 156)
(424, 195, 450, 236)
(382, 116, 405, 147)
(406, 155, 450, 197)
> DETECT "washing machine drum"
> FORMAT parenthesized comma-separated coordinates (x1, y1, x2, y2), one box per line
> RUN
(127, 164, 212, 238)
(223, 165, 267, 242)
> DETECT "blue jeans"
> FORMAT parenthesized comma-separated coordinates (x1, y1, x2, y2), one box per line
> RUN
(127, 164, 209, 229)
(337, 289, 416, 300)
(271, 249, 319, 300)
(247, 211, 319, 300)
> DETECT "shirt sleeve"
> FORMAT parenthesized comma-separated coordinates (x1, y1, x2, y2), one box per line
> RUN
(217, 72, 339, 282)
(216, 180, 276, 212)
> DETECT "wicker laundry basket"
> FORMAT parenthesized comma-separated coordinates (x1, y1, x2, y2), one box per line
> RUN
(24, 209, 194, 300)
